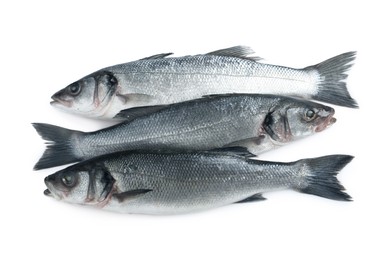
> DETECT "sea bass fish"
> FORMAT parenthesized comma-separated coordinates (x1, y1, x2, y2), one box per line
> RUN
(34, 94, 336, 170)
(51, 46, 357, 119)
(43, 149, 353, 215)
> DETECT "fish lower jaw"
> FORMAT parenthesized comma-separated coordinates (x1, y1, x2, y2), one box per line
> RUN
(44, 189, 53, 197)
(43, 188, 64, 200)
(315, 117, 337, 132)
(50, 99, 72, 108)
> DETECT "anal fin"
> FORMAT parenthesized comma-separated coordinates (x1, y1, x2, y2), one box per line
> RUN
(236, 193, 266, 203)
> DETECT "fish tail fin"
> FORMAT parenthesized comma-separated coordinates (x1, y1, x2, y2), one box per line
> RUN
(32, 123, 83, 170)
(306, 51, 358, 108)
(295, 155, 353, 201)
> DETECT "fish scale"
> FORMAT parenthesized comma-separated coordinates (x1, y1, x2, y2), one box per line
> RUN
(43, 150, 353, 215)
(34, 94, 336, 170)
(50, 46, 357, 119)
(113, 55, 314, 97)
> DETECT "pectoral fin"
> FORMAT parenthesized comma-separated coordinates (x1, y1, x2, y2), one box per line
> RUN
(113, 189, 152, 203)
(235, 193, 266, 203)
(116, 93, 156, 105)
(225, 135, 266, 148)
(207, 147, 256, 158)
(114, 104, 169, 121)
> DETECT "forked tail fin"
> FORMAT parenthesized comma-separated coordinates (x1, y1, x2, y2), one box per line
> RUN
(32, 123, 83, 170)
(306, 52, 358, 108)
(296, 154, 353, 201)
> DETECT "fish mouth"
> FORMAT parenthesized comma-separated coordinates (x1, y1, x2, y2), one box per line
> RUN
(50, 95, 72, 108)
(315, 116, 337, 132)
(44, 175, 61, 199)
(44, 189, 53, 197)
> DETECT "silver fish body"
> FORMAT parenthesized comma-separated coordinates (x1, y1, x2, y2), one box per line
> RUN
(43, 149, 353, 215)
(51, 46, 357, 119)
(34, 94, 336, 170)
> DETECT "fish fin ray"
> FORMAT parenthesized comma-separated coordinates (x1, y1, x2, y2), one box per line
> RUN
(139, 53, 173, 60)
(116, 93, 155, 105)
(114, 104, 169, 121)
(207, 146, 256, 158)
(296, 155, 353, 201)
(32, 123, 82, 170)
(224, 136, 266, 153)
(202, 93, 247, 99)
(206, 46, 262, 61)
(235, 193, 266, 203)
(112, 189, 152, 203)
(306, 51, 358, 108)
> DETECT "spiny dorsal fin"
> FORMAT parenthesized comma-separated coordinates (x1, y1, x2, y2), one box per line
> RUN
(114, 104, 169, 121)
(207, 146, 256, 158)
(206, 46, 262, 61)
(139, 53, 173, 60)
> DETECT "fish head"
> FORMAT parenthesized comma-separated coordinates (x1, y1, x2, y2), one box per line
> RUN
(44, 163, 115, 206)
(51, 71, 118, 118)
(263, 100, 336, 143)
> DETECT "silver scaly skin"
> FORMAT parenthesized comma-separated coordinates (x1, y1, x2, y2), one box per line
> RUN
(51, 46, 357, 119)
(43, 149, 353, 215)
(33, 94, 336, 170)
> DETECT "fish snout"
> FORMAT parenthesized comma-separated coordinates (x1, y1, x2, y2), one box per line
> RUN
(44, 175, 55, 184)
(44, 175, 59, 198)
(317, 106, 335, 118)
(44, 178, 53, 197)
(50, 90, 72, 107)
(44, 175, 56, 196)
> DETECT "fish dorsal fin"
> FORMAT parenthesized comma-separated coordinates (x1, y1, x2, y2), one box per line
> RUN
(139, 53, 173, 60)
(114, 104, 169, 121)
(112, 189, 152, 203)
(206, 46, 262, 61)
(207, 146, 256, 158)
(202, 93, 244, 99)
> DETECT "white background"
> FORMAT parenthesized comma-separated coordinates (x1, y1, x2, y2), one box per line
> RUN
(1, 1, 388, 259)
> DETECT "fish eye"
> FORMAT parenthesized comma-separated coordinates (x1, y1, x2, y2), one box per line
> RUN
(61, 174, 76, 187)
(68, 83, 81, 96)
(304, 109, 316, 121)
